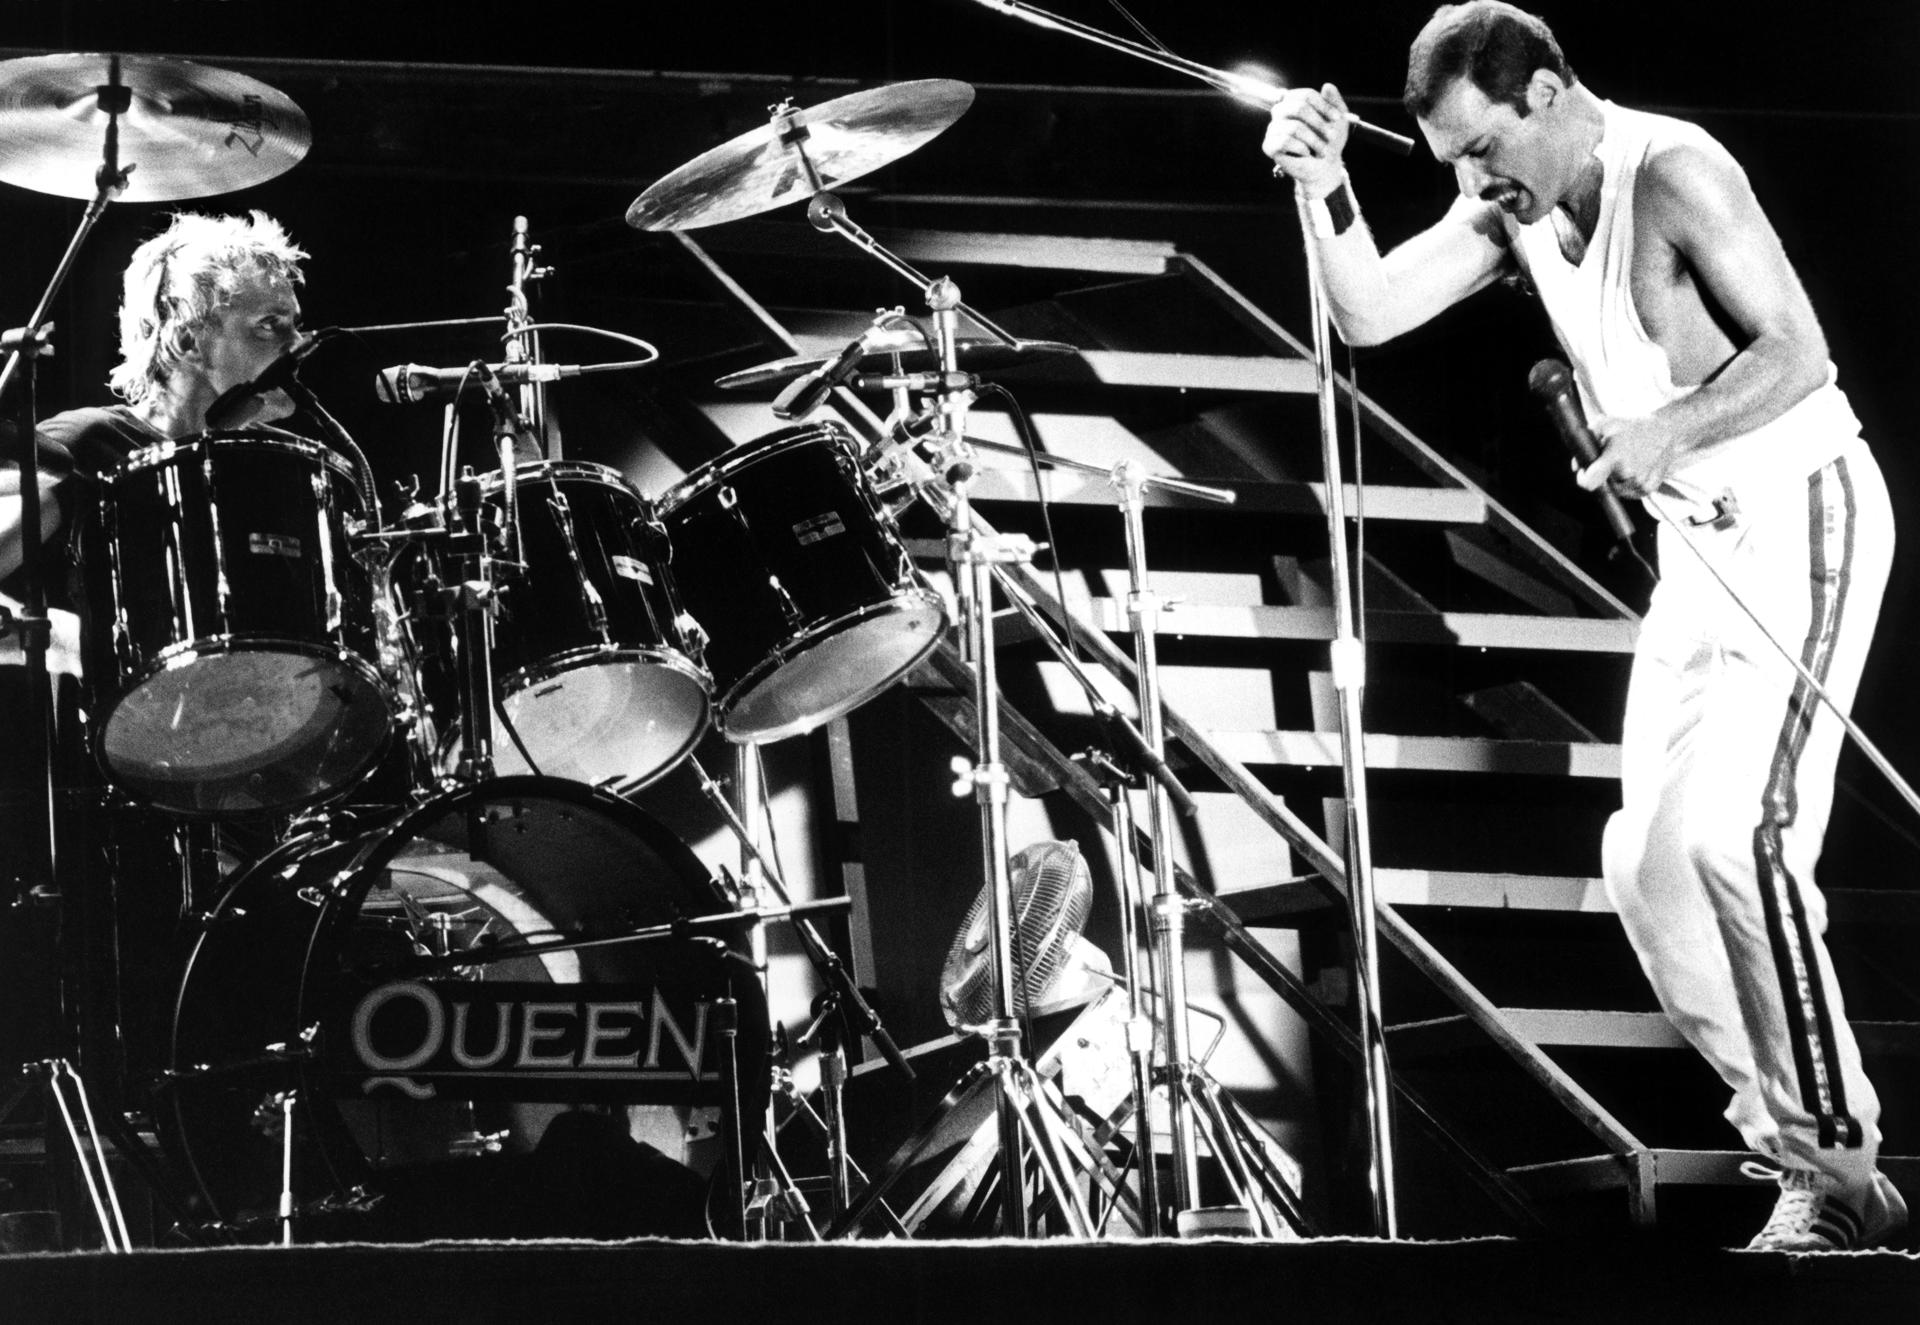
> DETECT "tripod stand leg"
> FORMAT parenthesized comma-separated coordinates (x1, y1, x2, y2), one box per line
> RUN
(1024, 1069, 1144, 1235)
(46, 1061, 129, 1252)
(1001, 1060, 1092, 1237)
(1208, 1077, 1313, 1236)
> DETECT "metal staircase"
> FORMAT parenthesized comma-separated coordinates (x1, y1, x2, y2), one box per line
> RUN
(664, 220, 1919, 1235)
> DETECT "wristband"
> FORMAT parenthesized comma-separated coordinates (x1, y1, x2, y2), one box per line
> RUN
(1304, 177, 1360, 239)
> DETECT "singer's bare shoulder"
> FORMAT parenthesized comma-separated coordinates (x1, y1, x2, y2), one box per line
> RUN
(1625, 132, 1826, 390)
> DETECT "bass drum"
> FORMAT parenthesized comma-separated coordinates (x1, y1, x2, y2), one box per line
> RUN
(163, 778, 765, 1242)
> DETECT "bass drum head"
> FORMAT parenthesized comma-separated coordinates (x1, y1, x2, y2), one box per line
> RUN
(164, 777, 765, 1242)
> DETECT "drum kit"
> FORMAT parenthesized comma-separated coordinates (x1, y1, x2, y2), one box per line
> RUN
(0, 19, 1347, 1249)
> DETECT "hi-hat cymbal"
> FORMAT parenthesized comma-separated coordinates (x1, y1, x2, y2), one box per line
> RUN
(716, 331, 1077, 391)
(0, 53, 311, 202)
(626, 79, 974, 232)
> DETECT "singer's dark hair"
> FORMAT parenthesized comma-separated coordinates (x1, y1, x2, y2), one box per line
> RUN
(1403, 2, 1576, 121)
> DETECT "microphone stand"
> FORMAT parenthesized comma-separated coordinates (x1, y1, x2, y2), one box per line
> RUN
(965, 0, 1403, 1236)
(774, 162, 1131, 1233)
(967, 0, 1415, 155)
(1296, 190, 1396, 1235)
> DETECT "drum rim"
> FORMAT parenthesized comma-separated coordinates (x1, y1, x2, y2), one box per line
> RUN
(497, 642, 714, 704)
(717, 585, 947, 742)
(114, 429, 361, 487)
(657, 419, 859, 513)
(165, 774, 754, 1233)
(479, 648, 715, 790)
(470, 459, 643, 496)
(92, 638, 398, 818)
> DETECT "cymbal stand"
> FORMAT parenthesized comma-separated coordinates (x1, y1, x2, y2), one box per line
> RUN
(0, 57, 133, 905)
(988, 520, 1308, 1237)
(0, 62, 149, 1253)
(785, 180, 1134, 1235)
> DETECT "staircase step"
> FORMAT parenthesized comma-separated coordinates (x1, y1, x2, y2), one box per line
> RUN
(1221, 874, 1920, 924)
(896, 561, 1639, 653)
(1511, 1148, 1920, 1196)
(1204, 731, 1620, 778)
(967, 467, 1489, 523)
(1392, 1009, 1920, 1057)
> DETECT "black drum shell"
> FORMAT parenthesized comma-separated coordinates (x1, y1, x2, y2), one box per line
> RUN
(77, 432, 395, 818)
(162, 777, 763, 1241)
(659, 422, 945, 741)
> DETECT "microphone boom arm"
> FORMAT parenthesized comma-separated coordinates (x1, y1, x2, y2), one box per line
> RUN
(966, 0, 1416, 155)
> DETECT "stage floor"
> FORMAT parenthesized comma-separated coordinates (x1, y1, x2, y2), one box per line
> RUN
(3, 1235, 1918, 1324)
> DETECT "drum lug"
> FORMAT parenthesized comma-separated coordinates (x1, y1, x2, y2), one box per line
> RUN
(766, 573, 804, 629)
(676, 611, 710, 667)
(717, 484, 738, 512)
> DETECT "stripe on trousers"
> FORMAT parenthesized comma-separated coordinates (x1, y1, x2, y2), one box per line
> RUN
(1750, 457, 1861, 1149)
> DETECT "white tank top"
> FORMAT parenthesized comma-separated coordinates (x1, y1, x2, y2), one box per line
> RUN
(1512, 100, 1860, 511)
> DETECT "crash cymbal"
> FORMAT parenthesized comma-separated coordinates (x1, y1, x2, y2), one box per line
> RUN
(626, 79, 974, 232)
(0, 53, 310, 202)
(716, 331, 1077, 391)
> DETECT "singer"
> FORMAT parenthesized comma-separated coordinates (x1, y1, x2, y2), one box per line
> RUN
(0, 212, 310, 883)
(1265, 3, 1898, 1251)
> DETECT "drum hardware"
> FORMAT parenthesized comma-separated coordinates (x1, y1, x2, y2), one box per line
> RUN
(682, 751, 915, 1240)
(0, 1060, 133, 1252)
(628, 74, 1118, 1230)
(506, 215, 555, 455)
(714, 327, 1077, 396)
(965, 1, 1410, 1235)
(363, 896, 852, 981)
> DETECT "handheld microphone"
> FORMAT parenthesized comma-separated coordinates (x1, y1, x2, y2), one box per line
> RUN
(375, 360, 579, 405)
(1527, 358, 1637, 544)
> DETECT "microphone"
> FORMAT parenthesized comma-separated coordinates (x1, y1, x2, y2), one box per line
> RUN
(772, 332, 871, 422)
(1527, 358, 1637, 544)
(204, 331, 331, 431)
(375, 360, 580, 405)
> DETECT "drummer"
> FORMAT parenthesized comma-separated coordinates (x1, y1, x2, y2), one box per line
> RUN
(0, 211, 308, 886)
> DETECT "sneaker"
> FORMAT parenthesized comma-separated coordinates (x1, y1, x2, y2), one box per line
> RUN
(1743, 1166, 1909, 1252)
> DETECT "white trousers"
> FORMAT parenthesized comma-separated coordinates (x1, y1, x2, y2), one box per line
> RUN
(1603, 436, 1893, 1187)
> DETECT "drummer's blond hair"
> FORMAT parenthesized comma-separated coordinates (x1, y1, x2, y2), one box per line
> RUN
(109, 211, 308, 407)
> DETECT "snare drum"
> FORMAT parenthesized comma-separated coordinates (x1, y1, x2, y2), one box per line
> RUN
(79, 432, 397, 818)
(437, 462, 710, 789)
(659, 422, 946, 741)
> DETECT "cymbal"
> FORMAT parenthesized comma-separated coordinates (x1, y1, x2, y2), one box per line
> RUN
(626, 79, 974, 232)
(0, 53, 311, 202)
(716, 331, 1078, 391)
